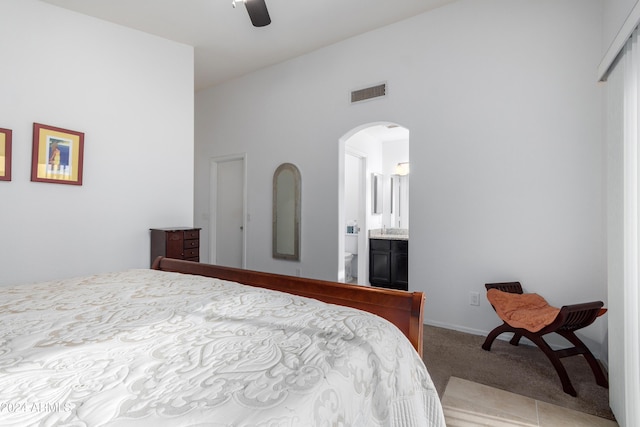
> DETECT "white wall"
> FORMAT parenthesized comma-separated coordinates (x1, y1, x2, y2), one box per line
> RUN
(416, 0, 605, 352)
(382, 140, 409, 180)
(0, 0, 194, 285)
(382, 139, 409, 228)
(344, 155, 360, 231)
(195, 0, 606, 355)
(345, 129, 384, 233)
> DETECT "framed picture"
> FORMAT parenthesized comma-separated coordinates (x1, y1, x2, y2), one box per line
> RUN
(0, 128, 11, 181)
(31, 123, 84, 185)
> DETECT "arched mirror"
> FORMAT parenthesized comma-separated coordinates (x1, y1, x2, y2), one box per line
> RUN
(273, 163, 301, 260)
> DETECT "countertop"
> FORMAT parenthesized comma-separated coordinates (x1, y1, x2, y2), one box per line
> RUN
(368, 228, 409, 241)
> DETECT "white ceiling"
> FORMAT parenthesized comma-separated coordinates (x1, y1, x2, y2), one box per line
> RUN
(40, 0, 456, 92)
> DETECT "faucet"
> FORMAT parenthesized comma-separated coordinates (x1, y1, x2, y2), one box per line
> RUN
(382, 225, 386, 234)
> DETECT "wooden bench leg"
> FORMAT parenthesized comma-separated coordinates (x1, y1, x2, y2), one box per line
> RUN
(509, 333, 522, 346)
(526, 333, 577, 397)
(482, 323, 511, 351)
(557, 330, 609, 389)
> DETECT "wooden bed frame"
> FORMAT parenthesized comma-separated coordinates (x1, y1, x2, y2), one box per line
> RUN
(151, 257, 425, 356)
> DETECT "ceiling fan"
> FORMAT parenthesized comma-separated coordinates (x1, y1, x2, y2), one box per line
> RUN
(232, 0, 271, 27)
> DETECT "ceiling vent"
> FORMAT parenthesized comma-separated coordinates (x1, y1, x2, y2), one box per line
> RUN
(351, 83, 386, 104)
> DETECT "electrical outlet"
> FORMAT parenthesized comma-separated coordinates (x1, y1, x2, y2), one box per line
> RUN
(295, 268, 301, 277)
(469, 291, 480, 306)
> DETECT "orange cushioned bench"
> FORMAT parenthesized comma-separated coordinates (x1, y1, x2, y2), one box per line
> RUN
(482, 282, 608, 397)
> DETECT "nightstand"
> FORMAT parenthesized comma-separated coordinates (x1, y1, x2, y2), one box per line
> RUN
(150, 227, 201, 266)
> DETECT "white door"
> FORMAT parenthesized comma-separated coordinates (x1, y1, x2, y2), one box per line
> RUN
(211, 156, 245, 268)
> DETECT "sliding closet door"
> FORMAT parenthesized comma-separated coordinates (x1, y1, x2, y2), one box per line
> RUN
(606, 29, 640, 427)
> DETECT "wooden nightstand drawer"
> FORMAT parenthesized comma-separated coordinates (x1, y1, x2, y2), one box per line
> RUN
(184, 239, 199, 249)
(183, 248, 199, 258)
(184, 230, 199, 240)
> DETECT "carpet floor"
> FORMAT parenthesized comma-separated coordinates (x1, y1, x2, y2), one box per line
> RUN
(422, 325, 615, 421)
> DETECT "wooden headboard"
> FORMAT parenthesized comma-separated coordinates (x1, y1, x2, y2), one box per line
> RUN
(151, 257, 425, 356)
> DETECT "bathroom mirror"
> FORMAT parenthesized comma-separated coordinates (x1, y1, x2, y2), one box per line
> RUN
(273, 163, 301, 260)
(390, 174, 410, 228)
(372, 173, 383, 214)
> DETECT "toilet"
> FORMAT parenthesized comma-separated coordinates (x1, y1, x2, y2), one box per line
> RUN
(345, 233, 358, 283)
(344, 252, 353, 282)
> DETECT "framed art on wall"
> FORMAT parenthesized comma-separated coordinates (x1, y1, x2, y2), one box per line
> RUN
(31, 123, 84, 185)
(0, 128, 11, 181)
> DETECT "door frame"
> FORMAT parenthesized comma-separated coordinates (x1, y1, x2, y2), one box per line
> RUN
(209, 154, 248, 268)
(345, 147, 368, 285)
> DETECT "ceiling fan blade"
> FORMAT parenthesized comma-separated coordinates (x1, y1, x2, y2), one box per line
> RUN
(244, 0, 271, 27)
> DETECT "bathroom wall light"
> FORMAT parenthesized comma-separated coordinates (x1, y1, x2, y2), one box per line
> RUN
(395, 162, 410, 176)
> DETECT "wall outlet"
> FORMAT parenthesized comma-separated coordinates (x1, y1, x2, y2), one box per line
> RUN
(469, 291, 480, 306)
(295, 268, 301, 277)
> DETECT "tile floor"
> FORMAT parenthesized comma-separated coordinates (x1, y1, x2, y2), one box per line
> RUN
(441, 377, 618, 427)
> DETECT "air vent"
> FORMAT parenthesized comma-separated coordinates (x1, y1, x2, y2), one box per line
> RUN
(351, 83, 386, 103)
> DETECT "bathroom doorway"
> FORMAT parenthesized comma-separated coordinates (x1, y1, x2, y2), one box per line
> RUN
(340, 123, 410, 286)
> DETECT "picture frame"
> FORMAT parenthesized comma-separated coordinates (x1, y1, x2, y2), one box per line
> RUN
(0, 128, 11, 181)
(31, 123, 84, 185)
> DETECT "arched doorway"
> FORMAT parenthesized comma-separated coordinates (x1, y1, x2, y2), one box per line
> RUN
(339, 122, 409, 286)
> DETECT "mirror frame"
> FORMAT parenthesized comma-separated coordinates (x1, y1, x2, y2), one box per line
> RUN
(272, 163, 301, 260)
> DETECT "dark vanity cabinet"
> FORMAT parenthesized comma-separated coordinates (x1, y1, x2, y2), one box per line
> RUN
(369, 239, 408, 291)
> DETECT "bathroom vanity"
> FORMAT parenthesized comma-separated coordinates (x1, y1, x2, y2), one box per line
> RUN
(369, 229, 408, 291)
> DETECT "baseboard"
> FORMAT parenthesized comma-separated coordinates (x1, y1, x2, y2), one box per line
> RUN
(424, 319, 489, 338)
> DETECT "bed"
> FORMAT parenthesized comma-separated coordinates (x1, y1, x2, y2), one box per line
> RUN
(0, 257, 445, 426)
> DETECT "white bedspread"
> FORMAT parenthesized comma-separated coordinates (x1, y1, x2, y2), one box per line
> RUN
(0, 269, 445, 426)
